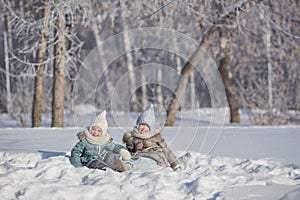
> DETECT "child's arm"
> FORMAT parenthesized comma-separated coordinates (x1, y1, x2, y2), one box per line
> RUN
(156, 134, 179, 166)
(105, 140, 127, 154)
(104, 140, 131, 160)
(122, 132, 135, 152)
(69, 140, 85, 168)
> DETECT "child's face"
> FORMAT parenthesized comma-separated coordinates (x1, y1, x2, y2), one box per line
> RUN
(90, 126, 103, 137)
(137, 124, 150, 134)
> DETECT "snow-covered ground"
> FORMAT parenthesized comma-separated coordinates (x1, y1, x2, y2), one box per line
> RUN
(0, 110, 299, 200)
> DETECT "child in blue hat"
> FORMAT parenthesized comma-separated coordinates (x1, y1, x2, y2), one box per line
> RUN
(123, 105, 181, 171)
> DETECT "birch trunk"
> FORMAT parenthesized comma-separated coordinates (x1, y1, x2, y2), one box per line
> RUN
(124, 33, 138, 112)
(141, 70, 147, 110)
(3, 32, 11, 113)
(91, 11, 113, 102)
(120, 0, 138, 112)
(157, 67, 163, 110)
(265, 15, 273, 125)
(4, 5, 13, 113)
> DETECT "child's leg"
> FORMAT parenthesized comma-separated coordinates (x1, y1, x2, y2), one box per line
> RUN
(104, 152, 131, 172)
(114, 159, 131, 172)
(103, 152, 116, 169)
(87, 160, 108, 170)
(87, 153, 117, 170)
(162, 147, 181, 171)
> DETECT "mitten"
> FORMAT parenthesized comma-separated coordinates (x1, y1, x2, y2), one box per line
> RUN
(120, 149, 131, 161)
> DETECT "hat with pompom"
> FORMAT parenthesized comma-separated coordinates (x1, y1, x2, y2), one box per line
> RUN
(89, 110, 108, 134)
(136, 104, 156, 130)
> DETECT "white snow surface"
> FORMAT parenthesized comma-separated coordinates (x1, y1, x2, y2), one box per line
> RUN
(0, 110, 300, 200)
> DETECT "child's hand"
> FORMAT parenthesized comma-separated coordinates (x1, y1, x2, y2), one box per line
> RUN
(120, 149, 131, 161)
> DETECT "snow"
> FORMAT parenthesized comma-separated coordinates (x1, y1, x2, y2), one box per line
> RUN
(0, 110, 299, 200)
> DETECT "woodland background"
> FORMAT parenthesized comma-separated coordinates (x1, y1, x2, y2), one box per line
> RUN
(0, 0, 299, 127)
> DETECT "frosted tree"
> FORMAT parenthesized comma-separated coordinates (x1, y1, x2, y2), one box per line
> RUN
(165, 0, 259, 125)
(1, 0, 299, 127)
(51, 0, 67, 127)
(219, 28, 240, 123)
(232, 0, 300, 125)
(1, 0, 85, 127)
(1, 0, 34, 126)
(32, 4, 50, 127)
(2, 0, 14, 114)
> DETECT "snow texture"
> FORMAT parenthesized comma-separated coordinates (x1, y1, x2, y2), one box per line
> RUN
(0, 110, 299, 200)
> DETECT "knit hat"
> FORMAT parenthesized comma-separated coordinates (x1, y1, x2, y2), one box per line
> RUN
(136, 104, 156, 130)
(89, 110, 108, 134)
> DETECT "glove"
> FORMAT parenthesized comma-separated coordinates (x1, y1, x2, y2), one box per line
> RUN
(120, 149, 131, 161)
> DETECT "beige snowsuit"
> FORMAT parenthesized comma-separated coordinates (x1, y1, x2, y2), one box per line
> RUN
(123, 128, 179, 169)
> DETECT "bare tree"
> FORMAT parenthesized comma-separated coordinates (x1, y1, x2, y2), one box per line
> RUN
(3, 32, 11, 113)
(165, 29, 218, 126)
(231, 0, 300, 125)
(165, 0, 262, 126)
(51, 1, 67, 127)
(1, 0, 300, 127)
(120, 0, 139, 112)
(3, 0, 14, 114)
(32, 4, 50, 127)
(219, 29, 240, 123)
(264, 8, 273, 125)
(1, 0, 86, 127)
(90, 4, 114, 108)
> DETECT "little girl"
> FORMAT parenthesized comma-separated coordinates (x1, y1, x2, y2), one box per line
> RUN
(123, 105, 181, 171)
(70, 111, 131, 172)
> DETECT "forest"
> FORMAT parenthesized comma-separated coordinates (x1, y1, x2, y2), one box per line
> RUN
(0, 0, 299, 127)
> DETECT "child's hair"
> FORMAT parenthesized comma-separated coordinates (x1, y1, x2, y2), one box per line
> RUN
(77, 132, 86, 140)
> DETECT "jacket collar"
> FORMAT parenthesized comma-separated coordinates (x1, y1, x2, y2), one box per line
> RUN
(132, 127, 162, 139)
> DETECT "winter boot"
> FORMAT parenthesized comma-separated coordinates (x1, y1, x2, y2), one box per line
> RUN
(170, 161, 182, 171)
(114, 159, 131, 172)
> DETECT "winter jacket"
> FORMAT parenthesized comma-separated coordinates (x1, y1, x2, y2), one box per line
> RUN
(70, 129, 127, 168)
(122, 128, 179, 168)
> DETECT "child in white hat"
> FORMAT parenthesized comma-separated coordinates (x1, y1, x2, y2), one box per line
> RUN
(70, 111, 131, 172)
(123, 104, 181, 171)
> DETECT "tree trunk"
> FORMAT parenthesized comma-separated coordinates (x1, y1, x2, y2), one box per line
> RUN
(141, 68, 148, 110)
(120, 0, 138, 112)
(190, 71, 196, 108)
(265, 13, 273, 125)
(91, 11, 113, 105)
(219, 31, 240, 123)
(157, 66, 163, 111)
(165, 30, 218, 126)
(4, 5, 13, 113)
(32, 5, 50, 127)
(3, 32, 11, 113)
(52, 5, 66, 127)
(172, 30, 185, 107)
(32, 64, 44, 127)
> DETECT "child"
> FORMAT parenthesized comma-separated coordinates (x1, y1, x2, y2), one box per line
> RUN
(123, 104, 181, 171)
(70, 111, 131, 172)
